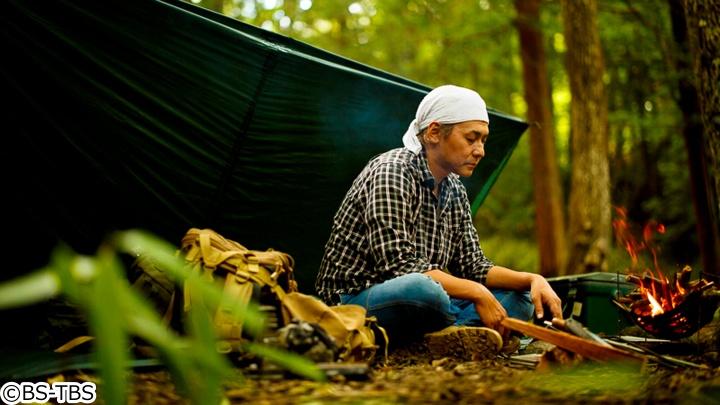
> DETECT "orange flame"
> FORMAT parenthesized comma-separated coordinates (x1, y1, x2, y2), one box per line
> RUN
(613, 207, 685, 317)
(646, 292, 664, 316)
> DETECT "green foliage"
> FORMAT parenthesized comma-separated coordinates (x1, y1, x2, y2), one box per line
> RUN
(85, 250, 131, 405)
(477, 235, 539, 273)
(0, 230, 323, 404)
(475, 136, 536, 240)
(476, 232, 689, 276)
(220, 0, 523, 113)
(598, 1, 697, 264)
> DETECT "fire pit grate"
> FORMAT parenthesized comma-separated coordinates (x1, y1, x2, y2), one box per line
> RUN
(617, 289, 712, 339)
(613, 268, 720, 340)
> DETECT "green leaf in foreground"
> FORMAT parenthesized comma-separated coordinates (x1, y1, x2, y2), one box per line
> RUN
(87, 251, 130, 405)
(0, 268, 60, 309)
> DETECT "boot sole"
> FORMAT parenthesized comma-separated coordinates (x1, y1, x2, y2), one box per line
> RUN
(424, 327, 502, 361)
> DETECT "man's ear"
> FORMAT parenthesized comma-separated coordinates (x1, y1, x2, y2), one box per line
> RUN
(424, 121, 442, 144)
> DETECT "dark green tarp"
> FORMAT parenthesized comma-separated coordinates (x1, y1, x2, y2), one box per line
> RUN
(1, 0, 527, 291)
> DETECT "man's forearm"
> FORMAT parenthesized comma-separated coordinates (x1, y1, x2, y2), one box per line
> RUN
(486, 266, 563, 319)
(485, 266, 538, 291)
(424, 269, 486, 301)
(425, 269, 509, 331)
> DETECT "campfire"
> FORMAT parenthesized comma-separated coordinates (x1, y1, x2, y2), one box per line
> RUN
(611, 208, 720, 339)
(614, 266, 717, 339)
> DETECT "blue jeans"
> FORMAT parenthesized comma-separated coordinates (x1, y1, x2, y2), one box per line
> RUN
(340, 273, 534, 344)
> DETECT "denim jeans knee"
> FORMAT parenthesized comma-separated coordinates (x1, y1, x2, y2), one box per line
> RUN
(341, 273, 455, 343)
(493, 290, 534, 321)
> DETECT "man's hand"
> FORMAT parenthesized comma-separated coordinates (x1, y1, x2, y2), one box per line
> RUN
(425, 269, 509, 336)
(529, 274, 563, 320)
(472, 284, 508, 338)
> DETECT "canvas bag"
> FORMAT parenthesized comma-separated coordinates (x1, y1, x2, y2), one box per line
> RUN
(281, 292, 385, 363)
(180, 228, 296, 348)
(180, 228, 384, 362)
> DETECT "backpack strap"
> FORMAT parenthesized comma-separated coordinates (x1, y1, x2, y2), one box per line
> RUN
(180, 228, 297, 346)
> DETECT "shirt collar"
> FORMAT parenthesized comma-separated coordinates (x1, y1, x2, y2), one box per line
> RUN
(416, 150, 437, 189)
(416, 150, 460, 188)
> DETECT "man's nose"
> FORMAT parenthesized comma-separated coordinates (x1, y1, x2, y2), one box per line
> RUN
(472, 143, 485, 158)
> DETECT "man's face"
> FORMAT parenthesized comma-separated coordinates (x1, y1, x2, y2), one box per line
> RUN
(436, 120, 489, 177)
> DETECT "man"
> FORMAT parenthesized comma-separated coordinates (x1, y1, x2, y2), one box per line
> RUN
(315, 85, 562, 358)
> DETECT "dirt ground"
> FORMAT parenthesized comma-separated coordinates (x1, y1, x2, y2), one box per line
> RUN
(119, 340, 720, 405)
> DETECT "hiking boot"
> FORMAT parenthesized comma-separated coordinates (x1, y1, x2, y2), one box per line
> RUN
(424, 326, 503, 361)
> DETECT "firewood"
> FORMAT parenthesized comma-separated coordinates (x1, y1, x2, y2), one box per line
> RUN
(626, 274, 666, 292)
(501, 318, 644, 363)
(675, 266, 692, 290)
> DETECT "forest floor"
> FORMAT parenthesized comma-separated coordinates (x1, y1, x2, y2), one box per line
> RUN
(120, 336, 720, 405)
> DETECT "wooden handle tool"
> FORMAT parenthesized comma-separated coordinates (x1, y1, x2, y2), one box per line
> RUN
(501, 318, 643, 363)
(551, 317, 613, 347)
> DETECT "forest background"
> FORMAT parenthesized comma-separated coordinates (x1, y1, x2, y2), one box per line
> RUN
(194, 0, 720, 278)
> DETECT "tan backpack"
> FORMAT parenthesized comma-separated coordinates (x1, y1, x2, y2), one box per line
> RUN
(179, 228, 385, 363)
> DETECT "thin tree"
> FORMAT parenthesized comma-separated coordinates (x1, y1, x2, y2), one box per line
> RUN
(561, 0, 611, 274)
(673, 0, 720, 276)
(515, 0, 567, 276)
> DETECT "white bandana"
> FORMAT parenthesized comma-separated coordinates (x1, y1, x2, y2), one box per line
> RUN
(402, 85, 489, 154)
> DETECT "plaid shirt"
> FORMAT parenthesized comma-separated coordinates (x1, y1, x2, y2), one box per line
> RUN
(315, 147, 493, 305)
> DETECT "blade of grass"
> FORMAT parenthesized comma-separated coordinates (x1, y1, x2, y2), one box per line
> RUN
(52, 245, 83, 300)
(86, 251, 130, 405)
(0, 268, 60, 309)
(187, 297, 230, 405)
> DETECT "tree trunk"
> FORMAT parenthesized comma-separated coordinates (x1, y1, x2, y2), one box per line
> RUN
(674, 0, 720, 277)
(515, 0, 567, 277)
(561, 0, 611, 274)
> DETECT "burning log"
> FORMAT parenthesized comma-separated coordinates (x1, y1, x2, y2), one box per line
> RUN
(611, 210, 720, 339)
(614, 266, 720, 339)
